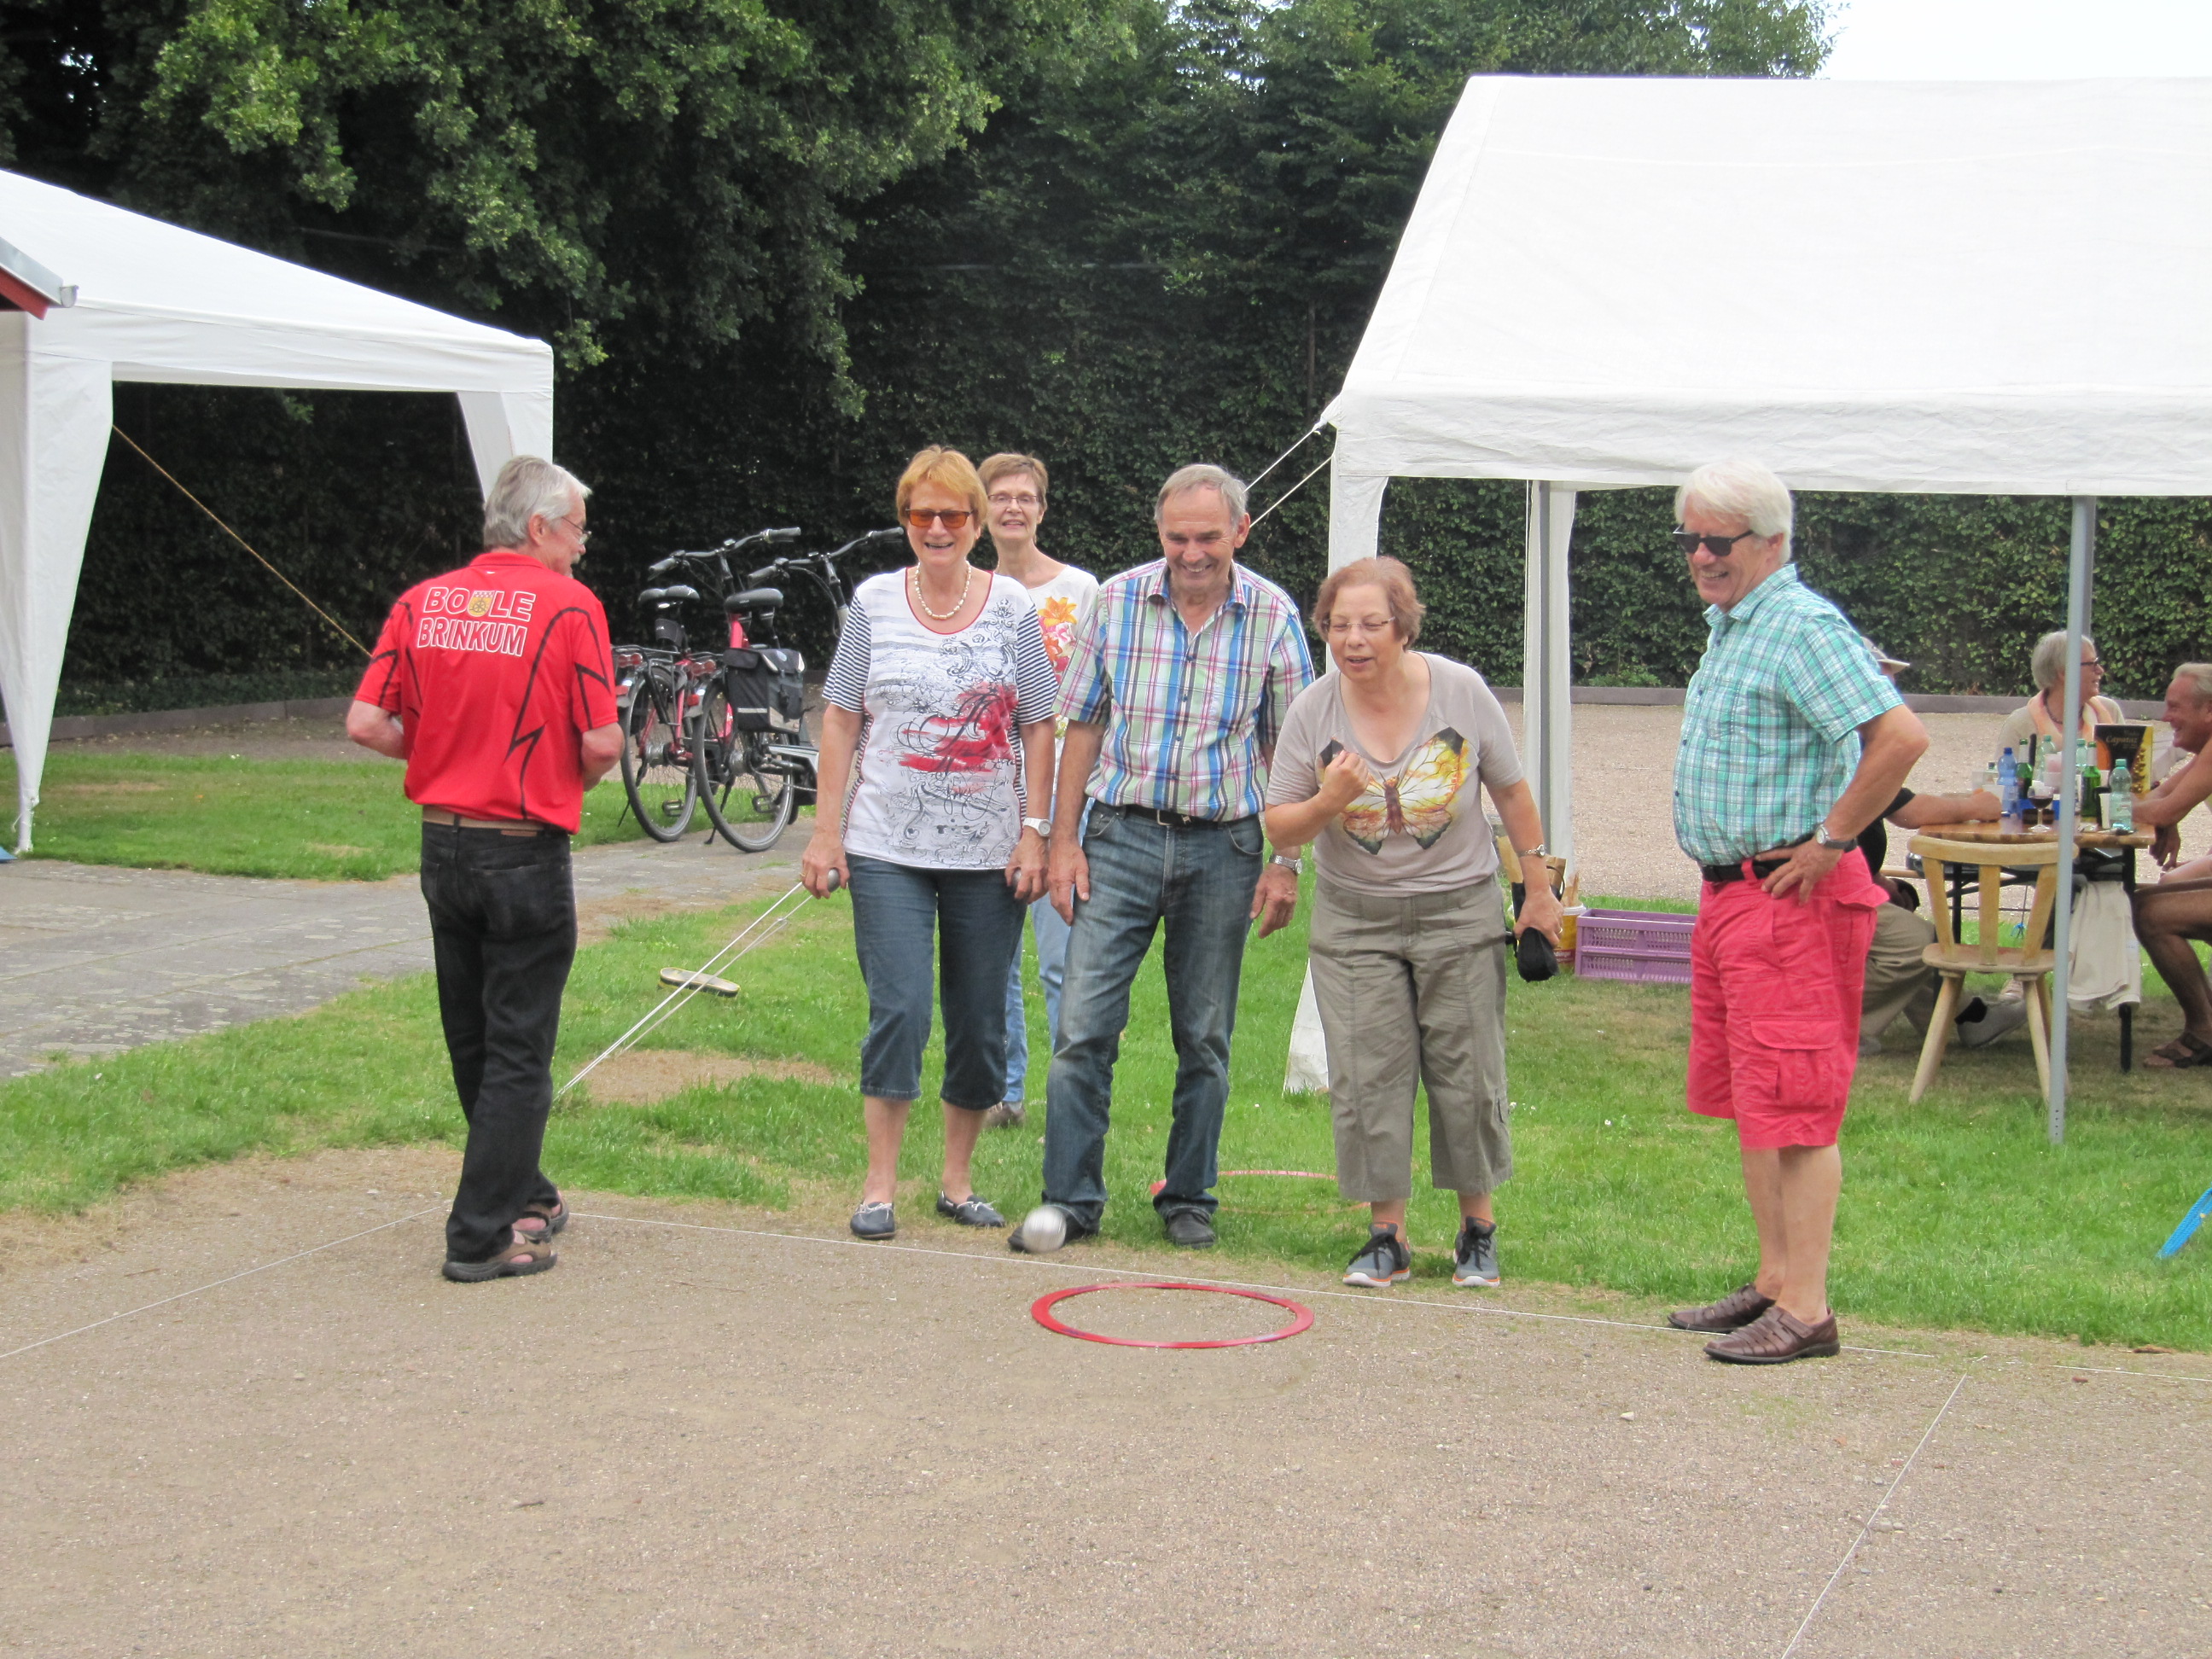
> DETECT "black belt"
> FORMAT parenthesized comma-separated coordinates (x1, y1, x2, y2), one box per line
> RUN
(1108, 802, 1250, 830)
(1700, 837, 1811, 885)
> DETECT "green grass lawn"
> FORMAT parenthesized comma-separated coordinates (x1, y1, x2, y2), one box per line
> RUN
(4, 879, 2210, 1350)
(2, 748, 646, 879)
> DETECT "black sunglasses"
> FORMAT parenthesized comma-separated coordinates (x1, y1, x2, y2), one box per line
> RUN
(1671, 527, 1762, 558)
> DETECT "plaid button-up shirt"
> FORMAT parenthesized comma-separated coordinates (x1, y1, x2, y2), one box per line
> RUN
(1058, 558, 1314, 822)
(1672, 565, 1901, 867)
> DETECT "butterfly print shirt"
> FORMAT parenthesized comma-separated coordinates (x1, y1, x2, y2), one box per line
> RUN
(823, 571, 1059, 869)
(1266, 655, 1523, 895)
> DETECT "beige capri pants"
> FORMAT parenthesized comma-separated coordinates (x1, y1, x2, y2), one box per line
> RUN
(1307, 880, 1513, 1202)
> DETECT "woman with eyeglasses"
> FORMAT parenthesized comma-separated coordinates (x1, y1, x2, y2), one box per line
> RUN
(1991, 630, 2122, 767)
(1263, 556, 1560, 1293)
(802, 445, 1060, 1239)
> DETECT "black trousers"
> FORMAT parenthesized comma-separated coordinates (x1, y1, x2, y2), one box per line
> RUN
(420, 824, 574, 1263)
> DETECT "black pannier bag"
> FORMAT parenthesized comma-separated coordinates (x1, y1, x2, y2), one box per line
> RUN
(719, 647, 806, 731)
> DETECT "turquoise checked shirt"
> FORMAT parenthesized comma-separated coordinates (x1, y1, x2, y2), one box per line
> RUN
(1672, 565, 1901, 867)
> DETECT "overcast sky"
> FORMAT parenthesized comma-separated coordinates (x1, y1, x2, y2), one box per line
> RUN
(1823, 0, 2212, 79)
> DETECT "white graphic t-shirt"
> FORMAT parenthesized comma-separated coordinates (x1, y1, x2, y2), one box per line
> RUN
(823, 570, 1060, 870)
(1017, 562, 1098, 740)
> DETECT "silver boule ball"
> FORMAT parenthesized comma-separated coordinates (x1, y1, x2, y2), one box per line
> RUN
(1017, 1205, 1068, 1254)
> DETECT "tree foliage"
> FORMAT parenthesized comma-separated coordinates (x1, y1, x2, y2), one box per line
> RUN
(28, 1, 2210, 708)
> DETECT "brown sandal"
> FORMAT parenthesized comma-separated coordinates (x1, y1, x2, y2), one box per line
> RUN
(2143, 1034, 2212, 1070)
(442, 1230, 557, 1282)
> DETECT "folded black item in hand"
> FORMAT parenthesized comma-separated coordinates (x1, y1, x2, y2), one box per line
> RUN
(1514, 926, 1557, 982)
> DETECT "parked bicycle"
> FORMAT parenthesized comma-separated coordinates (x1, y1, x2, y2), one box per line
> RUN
(614, 527, 800, 842)
(690, 527, 905, 851)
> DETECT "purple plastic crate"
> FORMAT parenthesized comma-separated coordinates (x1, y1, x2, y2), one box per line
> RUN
(1573, 908, 1695, 985)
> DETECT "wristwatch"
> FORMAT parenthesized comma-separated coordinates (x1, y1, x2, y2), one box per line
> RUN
(1271, 853, 1304, 872)
(1813, 822, 1855, 850)
(1022, 816, 1053, 839)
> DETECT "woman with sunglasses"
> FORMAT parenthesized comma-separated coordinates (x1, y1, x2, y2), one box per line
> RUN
(802, 445, 1061, 1240)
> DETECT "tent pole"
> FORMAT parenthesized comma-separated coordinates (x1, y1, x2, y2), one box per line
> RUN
(2048, 496, 2094, 1144)
(1521, 483, 1575, 870)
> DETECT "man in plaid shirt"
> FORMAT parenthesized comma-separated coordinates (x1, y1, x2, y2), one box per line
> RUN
(1665, 458, 1928, 1364)
(1016, 464, 1314, 1252)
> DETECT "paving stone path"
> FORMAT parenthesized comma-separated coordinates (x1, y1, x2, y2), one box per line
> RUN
(0, 838, 796, 1076)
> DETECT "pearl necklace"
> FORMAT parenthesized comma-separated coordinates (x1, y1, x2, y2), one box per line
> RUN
(911, 562, 974, 620)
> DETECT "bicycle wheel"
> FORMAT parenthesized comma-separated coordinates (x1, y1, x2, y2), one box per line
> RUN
(693, 683, 796, 853)
(621, 669, 698, 841)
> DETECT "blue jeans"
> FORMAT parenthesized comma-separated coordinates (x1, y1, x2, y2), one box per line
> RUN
(847, 855, 1025, 1109)
(1001, 894, 1072, 1103)
(1041, 805, 1265, 1231)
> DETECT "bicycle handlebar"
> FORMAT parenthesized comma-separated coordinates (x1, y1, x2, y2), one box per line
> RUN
(744, 527, 903, 589)
(647, 526, 805, 578)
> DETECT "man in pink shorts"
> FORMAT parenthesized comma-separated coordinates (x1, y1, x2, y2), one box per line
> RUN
(1666, 459, 1929, 1364)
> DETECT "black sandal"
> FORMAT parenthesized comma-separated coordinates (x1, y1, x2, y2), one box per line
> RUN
(2143, 1033, 2212, 1069)
(515, 1197, 568, 1238)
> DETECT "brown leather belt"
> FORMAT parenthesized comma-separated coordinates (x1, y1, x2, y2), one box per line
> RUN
(422, 806, 559, 836)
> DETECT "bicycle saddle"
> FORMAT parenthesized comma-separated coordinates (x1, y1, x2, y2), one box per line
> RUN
(656, 585, 701, 604)
(637, 586, 666, 604)
(725, 586, 783, 614)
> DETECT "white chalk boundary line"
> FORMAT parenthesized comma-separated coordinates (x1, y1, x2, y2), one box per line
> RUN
(569, 1209, 1943, 1354)
(1778, 1371, 1970, 1659)
(0, 1206, 443, 1365)
(6, 1202, 2206, 1390)
(572, 1209, 2212, 1383)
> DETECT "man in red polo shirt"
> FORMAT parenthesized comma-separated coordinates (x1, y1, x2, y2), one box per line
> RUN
(347, 456, 621, 1281)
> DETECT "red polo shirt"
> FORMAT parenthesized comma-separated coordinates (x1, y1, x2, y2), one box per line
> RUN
(357, 550, 618, 832)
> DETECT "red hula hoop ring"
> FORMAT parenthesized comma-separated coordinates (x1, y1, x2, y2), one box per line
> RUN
(1030, 1281, 1315, 1349)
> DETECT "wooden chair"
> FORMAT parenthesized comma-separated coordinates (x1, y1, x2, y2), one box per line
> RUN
(1906, 835, 2063, 1102)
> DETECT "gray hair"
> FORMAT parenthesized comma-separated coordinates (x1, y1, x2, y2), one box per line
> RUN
(1674, 457, 1793, 553)
(483, 455, 591, 550)
(2030, 629, 2101, 692)
(1155, 463, 1248, 527)
(2173, 663, 2212, 707)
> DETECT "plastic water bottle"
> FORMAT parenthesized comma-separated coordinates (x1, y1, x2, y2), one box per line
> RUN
(1998, 747, 2022, 830)
(2108, 760, 2133, 832)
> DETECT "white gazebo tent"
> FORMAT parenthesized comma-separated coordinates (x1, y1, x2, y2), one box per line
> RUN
(1310, 75, 2212, 1138)
(0, 170, 556, 853)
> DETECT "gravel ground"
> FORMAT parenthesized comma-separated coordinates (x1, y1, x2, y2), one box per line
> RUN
(2, 1147, 2209, 1657)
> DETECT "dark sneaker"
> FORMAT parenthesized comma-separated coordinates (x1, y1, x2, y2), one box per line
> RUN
(1958, 997, 2028, 1049)
(936, 1192, 1006, 1227)
(849, 1201, 896, 1240)
(1162, 1208, 1217, 1249)
(981, 1101, 1027, 1129)
(1343, 1227, 1412, 1287)
(1668, 1282, 1775, 1333)
(1703, 1305, 1841, 1365)
(1452, 1218, 1500, 1288)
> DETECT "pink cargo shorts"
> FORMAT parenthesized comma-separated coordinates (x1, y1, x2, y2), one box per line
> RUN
(1687, 850, 1885, 1150)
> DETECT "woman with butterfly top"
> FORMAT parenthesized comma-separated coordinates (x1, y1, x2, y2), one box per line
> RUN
(1264, 556, 1562, 1291)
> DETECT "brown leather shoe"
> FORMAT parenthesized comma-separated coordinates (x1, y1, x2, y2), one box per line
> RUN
(1668, 1282, 1773, 1333)
(1703, 1305, 1840, 1364)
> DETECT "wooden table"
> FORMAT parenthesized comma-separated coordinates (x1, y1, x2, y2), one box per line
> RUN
(1913, 821, 2155, 1068)
(1910, 822, 2153, 853)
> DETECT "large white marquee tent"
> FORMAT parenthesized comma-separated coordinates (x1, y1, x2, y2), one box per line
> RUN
(1304, 74, 2212, 1134)
(0, 170, 555, 853)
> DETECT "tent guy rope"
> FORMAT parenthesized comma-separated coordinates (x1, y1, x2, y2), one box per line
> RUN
(111, 425, 370, 656)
